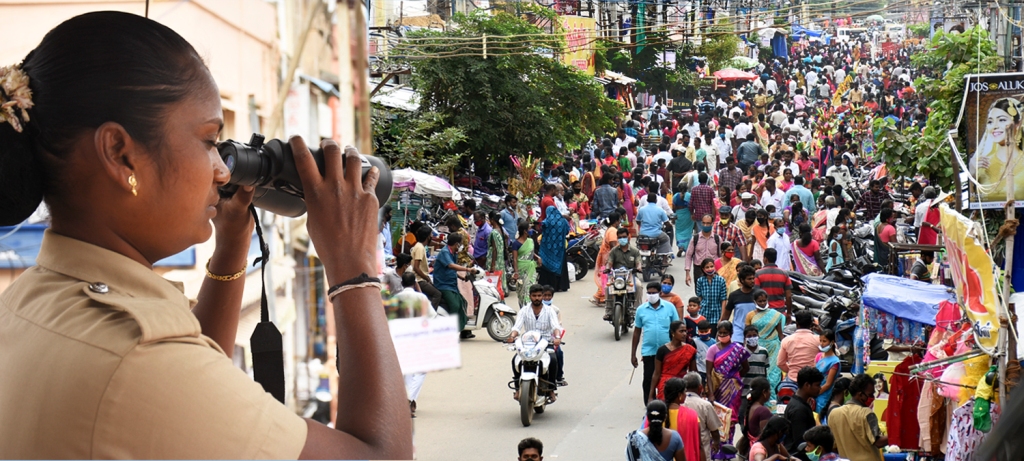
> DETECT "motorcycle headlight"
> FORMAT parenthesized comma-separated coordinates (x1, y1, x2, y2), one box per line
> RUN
(614, 278, 627, 290)
(521, 346, 545, 361)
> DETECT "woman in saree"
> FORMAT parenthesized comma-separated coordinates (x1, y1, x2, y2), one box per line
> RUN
(750, 210, 774, 262)
(511, 221, 540, 307)
(792, 224, 824, 276)
(754, 114, 771, 151)
(538, 206, 571, 292)
(705, 321, 750, 433)
(649, 321, 698, 402)
(745, 289, 785, 401)
(591, 212, 622, 305)
(715, 242, 740, 292)
(486, 211, 508, 294)
(581, 162, 597, 201)
(673, 184, 694, 258)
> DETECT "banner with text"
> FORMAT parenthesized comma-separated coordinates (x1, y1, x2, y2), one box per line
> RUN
(560, 15, 596, 76)
(959, 72, 1024, 208)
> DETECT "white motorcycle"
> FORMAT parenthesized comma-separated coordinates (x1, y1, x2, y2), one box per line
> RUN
(506, 331, 557, 427)
(437, 268, 517, 342)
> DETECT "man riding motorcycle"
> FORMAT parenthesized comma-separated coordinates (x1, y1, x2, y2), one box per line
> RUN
(508, 284, 564, 403)
(636, 192, 672, 255)
(603, 227, 642, 321)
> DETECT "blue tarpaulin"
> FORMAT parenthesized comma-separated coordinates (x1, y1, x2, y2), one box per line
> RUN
(770, 33, 788, 61)
(862, 273, 953, 326)
(791, 26, 823, 39)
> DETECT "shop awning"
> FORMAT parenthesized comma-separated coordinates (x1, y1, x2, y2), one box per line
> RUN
(862, 273, 953, 325)
(371, 84, 420, 111)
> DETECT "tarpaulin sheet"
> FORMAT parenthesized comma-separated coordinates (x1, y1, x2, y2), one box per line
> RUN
(862, 273, 952, 326)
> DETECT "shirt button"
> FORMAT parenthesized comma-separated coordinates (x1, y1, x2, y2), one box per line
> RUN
(88, 282, 109, 294)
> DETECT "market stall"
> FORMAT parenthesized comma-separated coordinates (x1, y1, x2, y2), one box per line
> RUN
(390, 168, 463, 248)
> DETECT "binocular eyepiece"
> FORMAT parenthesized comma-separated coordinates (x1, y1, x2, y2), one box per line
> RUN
(218, 134, 393, 217)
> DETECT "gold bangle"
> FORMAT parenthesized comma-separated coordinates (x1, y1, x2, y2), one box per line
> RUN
(205, 260, 247, 282)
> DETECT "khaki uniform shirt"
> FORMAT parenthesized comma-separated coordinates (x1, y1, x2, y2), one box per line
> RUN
(0, 231, 306, 458)
(829, 401, 883, 461)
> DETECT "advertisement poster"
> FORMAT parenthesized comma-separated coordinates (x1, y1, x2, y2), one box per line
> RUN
(560, 15, 596, 75)
(959, 72, 1024, 208)
(938, 204, 1000, 352)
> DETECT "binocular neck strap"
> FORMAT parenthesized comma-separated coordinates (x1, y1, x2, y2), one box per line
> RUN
(249, 205, 286, 403)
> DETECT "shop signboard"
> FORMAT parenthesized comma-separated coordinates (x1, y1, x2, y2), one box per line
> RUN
(560, 15, 596, 76)
(958, 72, 1024, 209)
(938, 204, 1000, 352)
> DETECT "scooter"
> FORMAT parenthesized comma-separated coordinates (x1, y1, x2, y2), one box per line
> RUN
(506, 330, 557, 427)
(606, 267, 639, 341)
(636, 235, 672, 282)
(438, 268, 518, 342)
(566, 226, 601, 280)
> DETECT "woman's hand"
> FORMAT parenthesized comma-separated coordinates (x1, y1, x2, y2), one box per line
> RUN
(212, 186, 256, 247)
(293, 138, 380, 285)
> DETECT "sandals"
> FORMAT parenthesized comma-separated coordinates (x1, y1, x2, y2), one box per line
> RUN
(546, 393, 558, 404)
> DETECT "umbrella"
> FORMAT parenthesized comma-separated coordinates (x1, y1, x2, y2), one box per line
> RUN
(713, 68, 758, 81)
(728, 56, 758, 69)
(865, 14, 884, 23)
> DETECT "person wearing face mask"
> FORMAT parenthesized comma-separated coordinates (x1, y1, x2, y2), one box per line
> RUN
(874, 208, 898, 268)
(434, 233, 478, 338)
(814, 329, 840, 416)
(713, 206, 749, 262)
(541, 286, 568, 387)
(723, 266, 758, 343)
(828, 374, 887, 461)
(749, 209, 774, 262)
(715, 242, 741, 290)
(603, 227, 642, 321)
(684, 214, 722, 287)
(632, 282, 682, 404)
(705, 321, 751, 432)
(741, 326, 770, 387)
(744, 288, 785, 401)
(799, 426, 841, 461)
(659, 275, 685, 319)
(649, 321, 698, 402)
(507, 285, 563, 403)
(766, 218, 792, 271)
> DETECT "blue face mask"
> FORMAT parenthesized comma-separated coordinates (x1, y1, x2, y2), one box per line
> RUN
(618, 238, 629, 246)
(701, 224, 713, 233)
(719, 133, 726, 139)
(777, 227, 785, 235)
(661, 284, 673, 294)
(542, 299, 552, 306)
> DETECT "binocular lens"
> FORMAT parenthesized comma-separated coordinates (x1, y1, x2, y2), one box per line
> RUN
(218, 135, 392, 217)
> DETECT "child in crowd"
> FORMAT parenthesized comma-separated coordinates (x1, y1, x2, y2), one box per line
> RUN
(684, 296, 707, 337)
(694, 319, 715, 384)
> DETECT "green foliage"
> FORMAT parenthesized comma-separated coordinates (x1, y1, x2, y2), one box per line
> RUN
(373, 111, 468, 177)
(908, 22, 930, 39)
(698, 20, 740, 72)
(872, 26, 1001, 189)
(396, 10, 620, 169)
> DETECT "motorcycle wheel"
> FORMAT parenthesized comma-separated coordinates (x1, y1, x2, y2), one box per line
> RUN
(613, 302, 623, 341)
(486, 313, 515, 342)
(520, 380, 535, 427)
(573, 256, 589, 280)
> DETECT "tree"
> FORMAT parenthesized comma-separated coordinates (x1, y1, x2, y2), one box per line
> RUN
(394, 8, 620, 170)
(872, 26, 1001, 189)
(372, 111, 468, 177)
(698, 19, 739, 72)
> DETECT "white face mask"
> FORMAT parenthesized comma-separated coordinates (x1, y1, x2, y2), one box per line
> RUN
(745, 337, 759, 348)
(647, 293, 661, 305)
(755, 302, 769, 311)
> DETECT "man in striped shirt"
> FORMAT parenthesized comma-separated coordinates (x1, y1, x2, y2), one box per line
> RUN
(508, 284, 564, 402)
(754, 248, 793, 321)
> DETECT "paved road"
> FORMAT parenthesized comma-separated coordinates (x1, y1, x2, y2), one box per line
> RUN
(413, 257, 698, 460)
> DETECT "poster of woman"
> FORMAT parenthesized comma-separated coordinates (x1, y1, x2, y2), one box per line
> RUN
(961, 73, 1024, 208)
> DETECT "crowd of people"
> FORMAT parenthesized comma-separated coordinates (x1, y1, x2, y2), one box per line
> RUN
(384, 31, 949, 461)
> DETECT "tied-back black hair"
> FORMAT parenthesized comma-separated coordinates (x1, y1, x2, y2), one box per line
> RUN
(0, 11, 210, 225)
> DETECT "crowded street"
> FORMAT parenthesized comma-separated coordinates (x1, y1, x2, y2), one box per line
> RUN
(413, 263, 699, 460)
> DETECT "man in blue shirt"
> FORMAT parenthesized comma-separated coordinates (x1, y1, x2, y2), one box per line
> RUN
(636, 193, 671, 254)
(591, 175, 619, 220)
(471, 210, 492, 267)
(433, 233, 477, 338)
(782, 175, 816, 214)
(631, 281, 681, 403)
(500, 194, 519, 241)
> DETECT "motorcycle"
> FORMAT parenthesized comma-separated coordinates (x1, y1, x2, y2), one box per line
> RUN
(566, 226, 602, 280)
(605, 268, 639, 341)
(438, 268, 518, 342)
(636, 235, 672, 282)
(506, 330, 557, 426)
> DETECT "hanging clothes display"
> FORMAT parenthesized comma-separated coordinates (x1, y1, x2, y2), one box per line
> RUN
(917, 381, 949, 454)
(946, 399, 999, 461)
(885, 354, 923, 449)
(864, 307, 928, 346)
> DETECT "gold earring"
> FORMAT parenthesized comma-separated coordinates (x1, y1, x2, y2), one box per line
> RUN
(128, 173, 138, 196)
